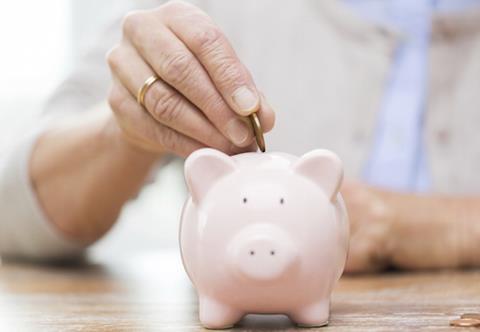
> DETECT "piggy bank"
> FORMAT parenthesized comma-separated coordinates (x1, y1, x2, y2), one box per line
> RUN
(179, 148, 349, 329)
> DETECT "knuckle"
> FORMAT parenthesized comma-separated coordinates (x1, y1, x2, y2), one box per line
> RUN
(211, 58, 245, 88)
(151, 87, 184, 124)
(191, 26, 246, 88)
(160, 51, 196, 87)
(106, 46, 122, 72)
(203, 93, 225, 115)
(108, 85, 128, 115)
(161, 0, 192, 13)
(122, 10, 146, 37)
(158, 127, 178, 152)
(193, 25, 223, 55)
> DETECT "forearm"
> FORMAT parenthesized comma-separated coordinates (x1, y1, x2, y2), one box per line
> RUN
(383, 192, 480, 269)
(30, 111, 161, 246)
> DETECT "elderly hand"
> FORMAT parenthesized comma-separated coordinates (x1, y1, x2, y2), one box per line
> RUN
(341, 179, 475, 273)
(107, 0, 275, 157)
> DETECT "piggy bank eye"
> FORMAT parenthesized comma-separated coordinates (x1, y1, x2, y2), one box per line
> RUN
(243, 197, 248, 204)
(280, 198, 285, 205)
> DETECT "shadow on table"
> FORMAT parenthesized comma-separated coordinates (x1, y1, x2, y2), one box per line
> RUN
(236, 314, 296, 330)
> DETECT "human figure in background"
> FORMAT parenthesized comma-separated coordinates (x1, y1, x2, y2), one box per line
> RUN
(1, 0, 480, 272)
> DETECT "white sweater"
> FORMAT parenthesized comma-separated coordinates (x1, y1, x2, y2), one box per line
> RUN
(0, 127, 83, 260)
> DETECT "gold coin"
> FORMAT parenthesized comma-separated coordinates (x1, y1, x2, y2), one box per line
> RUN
(249, 112, 265, 153)
(461, 313, 480, 320)
(450, 318, 480, 327)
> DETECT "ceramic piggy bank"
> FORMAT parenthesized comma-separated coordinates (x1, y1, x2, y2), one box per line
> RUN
(179, 148, 349, 329)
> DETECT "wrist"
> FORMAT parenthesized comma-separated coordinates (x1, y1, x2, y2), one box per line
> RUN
(30, 111, 163, 246)
(101, 113, 163, 165)
(386, 194, 468, 270)
(372, 188, 399, 265)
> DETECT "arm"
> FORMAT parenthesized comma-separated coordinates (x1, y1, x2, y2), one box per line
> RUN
(1, 1, 275, 260)
(30, 110, 160, 245)
(385, 192, 480, 269)
(343, 180, 480, 272)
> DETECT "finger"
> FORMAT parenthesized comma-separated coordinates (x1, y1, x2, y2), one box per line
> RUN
(345, 235, 383, 274)
(167, 8, 275, 133)
(107, 43, 240, 153)
(109, 78, 251, 157)
(161, 2, 262, 117)
(122, 12, 254, 147)
(108, 79, 204, 158)
(258, 91, 275, 133)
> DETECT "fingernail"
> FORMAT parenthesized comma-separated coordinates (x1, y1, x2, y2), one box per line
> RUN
(231, 86, 259, 115)
(259, 96, 276, 133)
(226, 117, 250, 146)
(261, 94, 273, 112)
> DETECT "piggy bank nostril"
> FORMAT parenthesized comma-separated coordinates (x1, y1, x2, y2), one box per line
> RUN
(270, 250, 275, 256)
(249, 250, 255, 256)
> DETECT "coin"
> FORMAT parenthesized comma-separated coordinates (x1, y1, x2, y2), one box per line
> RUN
(450, 318, 480, 327)
(249, 112, 265, 152)
(462, 313, 480, 320)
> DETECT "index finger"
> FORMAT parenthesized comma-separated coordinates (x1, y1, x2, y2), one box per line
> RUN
(162, 2, 262, 117)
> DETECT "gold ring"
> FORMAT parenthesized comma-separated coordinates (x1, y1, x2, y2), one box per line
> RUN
(137, 75, 159, 108)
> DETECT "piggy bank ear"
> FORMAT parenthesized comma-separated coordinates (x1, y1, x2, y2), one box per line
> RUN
(184, 148, 236, 203)
(292, 149, 343, 201)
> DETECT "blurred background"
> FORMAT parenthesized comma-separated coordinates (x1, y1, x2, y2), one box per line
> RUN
(0, 0, 186, 259)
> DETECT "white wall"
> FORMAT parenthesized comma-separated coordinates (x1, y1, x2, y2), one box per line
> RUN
(0, 0, 71, 102)
(0, 1, 71, 154)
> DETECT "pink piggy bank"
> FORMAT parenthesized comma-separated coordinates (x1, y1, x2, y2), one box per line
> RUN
(179, 148, 349, 329)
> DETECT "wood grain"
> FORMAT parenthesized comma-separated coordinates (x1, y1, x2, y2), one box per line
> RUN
(0, 251, 479, 331)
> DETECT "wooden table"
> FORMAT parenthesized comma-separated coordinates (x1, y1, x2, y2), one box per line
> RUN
(0, 250, 479, 331)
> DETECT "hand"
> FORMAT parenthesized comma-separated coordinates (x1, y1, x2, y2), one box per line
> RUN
(342, 180, 476, 272)
(107, 1, 275, 157)
(341, 180, 396, 273)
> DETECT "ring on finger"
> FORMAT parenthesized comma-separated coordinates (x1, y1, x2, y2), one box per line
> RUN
(137, 75, 160, 108)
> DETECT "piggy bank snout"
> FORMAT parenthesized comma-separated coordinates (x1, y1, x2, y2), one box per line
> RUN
(229, 225, 299, 282)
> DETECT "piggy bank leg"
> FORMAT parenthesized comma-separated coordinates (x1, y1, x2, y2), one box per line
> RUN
(289, 299, 330, 327)
(198, 296, 243, 329)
